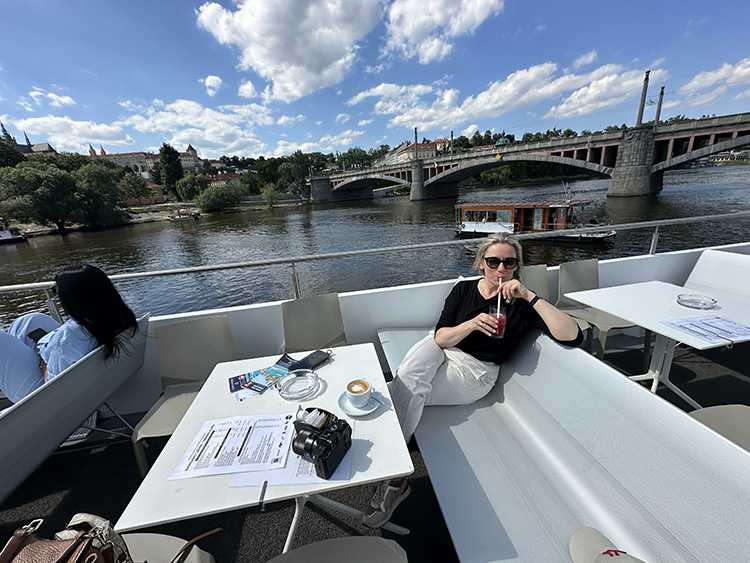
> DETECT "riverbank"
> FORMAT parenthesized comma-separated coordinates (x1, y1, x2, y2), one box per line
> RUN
(15, 199, 304, 238)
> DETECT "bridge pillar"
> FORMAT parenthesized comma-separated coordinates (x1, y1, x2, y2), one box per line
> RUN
(310, 176, 373, 203)
(408, 159, 459, 200)
(310, 176, 334, 203)
(608, 127, 663, 196)
(408, 160, 425, 201)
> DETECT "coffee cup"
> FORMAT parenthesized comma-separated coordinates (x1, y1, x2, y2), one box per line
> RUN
(346, 378, 371, 408)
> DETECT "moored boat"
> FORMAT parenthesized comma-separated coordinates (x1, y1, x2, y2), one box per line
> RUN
(454, 199, 616, 241)
(0, 223, 27, 245)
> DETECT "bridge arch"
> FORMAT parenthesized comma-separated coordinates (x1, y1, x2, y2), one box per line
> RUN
(652, 134, 750, 173)
(331, 174, 409, 192)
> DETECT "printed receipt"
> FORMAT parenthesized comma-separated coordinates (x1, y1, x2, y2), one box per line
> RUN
(169, 413, 295, 480)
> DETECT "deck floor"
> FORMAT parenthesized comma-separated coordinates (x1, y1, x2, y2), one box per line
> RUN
(1, 340, 748, 562)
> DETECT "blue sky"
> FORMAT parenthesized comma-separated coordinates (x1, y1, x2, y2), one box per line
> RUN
(1, 0, 749, 160)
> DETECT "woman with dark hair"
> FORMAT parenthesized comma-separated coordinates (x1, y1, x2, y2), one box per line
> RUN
(362, 232, 583, 528)
(0, 264, 137, 403)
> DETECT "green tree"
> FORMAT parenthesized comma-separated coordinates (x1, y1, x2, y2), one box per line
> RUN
(241, 171, 262, 195)
(196, 179, 246, 212)
(175, 172, 207, 201)
(120, 173, 156, 205)
(0, 160, 79, 235)
(158, 143, 183, 197)
(260, 183, 280, 208)
(0, 140, 25, 168)
(71, 160, 127, 227)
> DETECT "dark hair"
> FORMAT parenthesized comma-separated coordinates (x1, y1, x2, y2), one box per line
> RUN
(55, 264, 137, 359)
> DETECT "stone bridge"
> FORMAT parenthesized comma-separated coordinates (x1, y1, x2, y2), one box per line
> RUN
(310, 112, 750, 201)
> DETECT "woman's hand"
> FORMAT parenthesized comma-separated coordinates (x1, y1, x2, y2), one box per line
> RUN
(435, 311, 498, 348)
(497, 279, 532, 302)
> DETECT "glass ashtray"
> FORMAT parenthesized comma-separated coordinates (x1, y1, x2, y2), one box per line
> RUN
(677, 293, 717, 310)
(277, 369, 320, 401)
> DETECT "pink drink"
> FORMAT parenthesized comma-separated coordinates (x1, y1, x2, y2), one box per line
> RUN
(488, 305, 506, 339)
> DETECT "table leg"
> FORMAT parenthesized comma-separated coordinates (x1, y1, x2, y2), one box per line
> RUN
(628, 334, 702, 410)
(282, 493, 410, 553)
(307, 493, 410, 535)
(283, 496, 308, 553)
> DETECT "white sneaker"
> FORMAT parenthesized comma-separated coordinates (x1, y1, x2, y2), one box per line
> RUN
(362, 478, 410, 528)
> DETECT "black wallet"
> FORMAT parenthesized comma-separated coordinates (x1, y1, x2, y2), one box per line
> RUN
(288, 349, 331, 371)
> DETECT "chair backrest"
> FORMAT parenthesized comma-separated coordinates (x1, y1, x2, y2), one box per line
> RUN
(556, 258, 600, 308)
(155, 315, 236, 387)
(281, 293, 347, 353)
(521, 263, 550, 301)
(684, 249, 750, 303)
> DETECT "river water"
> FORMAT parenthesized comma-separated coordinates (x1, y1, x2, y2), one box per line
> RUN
(1, 166, 749, 327)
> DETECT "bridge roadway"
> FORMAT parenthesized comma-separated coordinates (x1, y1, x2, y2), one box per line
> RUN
(310, 112, 750, 202)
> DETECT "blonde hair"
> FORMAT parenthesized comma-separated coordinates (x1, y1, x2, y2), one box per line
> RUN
(471, 233, 524, 279)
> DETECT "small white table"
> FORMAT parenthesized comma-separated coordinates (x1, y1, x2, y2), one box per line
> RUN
(566, 281, 750, 409)
(116, 343, 413, 552)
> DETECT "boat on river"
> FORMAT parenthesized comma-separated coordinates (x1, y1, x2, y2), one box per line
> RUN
(167, 209, 202, 222)
(0, 223, 27, 245)
(1, 215, 750, 562)
(454, 199, 616, 241)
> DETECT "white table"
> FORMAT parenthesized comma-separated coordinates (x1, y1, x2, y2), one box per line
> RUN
(116, 343, 413, 552)
(566, 281, 750, 409)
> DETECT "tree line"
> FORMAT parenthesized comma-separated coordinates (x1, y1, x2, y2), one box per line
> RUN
(0, 115, 696, 235)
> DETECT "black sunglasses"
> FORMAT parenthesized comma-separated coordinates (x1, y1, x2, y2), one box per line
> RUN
(484, 256, 519, 269)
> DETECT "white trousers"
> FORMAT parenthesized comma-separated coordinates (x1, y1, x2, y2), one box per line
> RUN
(388, 333, 499, 442)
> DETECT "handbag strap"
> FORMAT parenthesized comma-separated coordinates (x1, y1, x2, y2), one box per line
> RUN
(168, 528, 222, 563)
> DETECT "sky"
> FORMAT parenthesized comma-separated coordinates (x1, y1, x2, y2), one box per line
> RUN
(1, 0, 749, 161)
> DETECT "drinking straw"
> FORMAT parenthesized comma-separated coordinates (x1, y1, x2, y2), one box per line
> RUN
(497, 280, 502, 310)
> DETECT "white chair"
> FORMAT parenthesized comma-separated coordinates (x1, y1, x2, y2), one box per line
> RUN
(521, 263, 550, 301)
(266, 537, 408, 563)
(281, 293, 347, 353)
(689, 404, 750, 452)
(122, 532, 216, 563)
(556, 259, 634, 359)
(132, 315, 236, 476)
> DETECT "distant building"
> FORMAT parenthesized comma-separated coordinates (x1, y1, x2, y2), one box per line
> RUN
(121, 179, 166, 206)
(378, 141, 437, 166)
(0, 122, 57, 156)
(203, 172, 241, 187)
(90, 144, 205, 172)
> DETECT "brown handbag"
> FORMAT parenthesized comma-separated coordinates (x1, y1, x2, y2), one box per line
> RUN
(0, 516, 133, 563)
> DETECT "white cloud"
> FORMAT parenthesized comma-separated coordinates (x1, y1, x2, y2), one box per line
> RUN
(678, 58, 750, 105)
(11, 115, 133, 153)
(365, 63, 390, 74)
(349, 61, 669, 132)
(238, 80, 257, 98)
(277, 114, 305, 127)
(358, 118, 374, 126)
(461, 124, 478, 137)
(383, 0, 503, 64)
(545, 68, 668, 119)
(200, 75, 223, 97)
(572, 50, 597, 70)
(735, 88, 750, 100)
(196, 0, 385, 102)
(335, 113, 350, 123)
(318, 129, 364, 149)
(119, 98, 275, 158)
(27, 89, 75, 108)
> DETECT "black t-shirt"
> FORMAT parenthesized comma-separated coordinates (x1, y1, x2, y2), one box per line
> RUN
(435, 279, 583, 364)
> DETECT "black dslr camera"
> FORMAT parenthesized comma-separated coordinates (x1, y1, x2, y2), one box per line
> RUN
(292, 408, 352, 480)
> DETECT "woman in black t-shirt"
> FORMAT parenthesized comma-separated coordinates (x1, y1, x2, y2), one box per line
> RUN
(362, 232, 582, 528)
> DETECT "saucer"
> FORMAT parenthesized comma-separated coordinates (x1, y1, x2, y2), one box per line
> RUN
(338, 392, 381, 417)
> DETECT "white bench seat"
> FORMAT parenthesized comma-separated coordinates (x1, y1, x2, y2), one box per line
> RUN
(378, 328, 750, 562)
(0, 314, 149, 505)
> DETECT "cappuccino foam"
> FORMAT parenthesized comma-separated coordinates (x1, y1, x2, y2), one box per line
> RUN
(347, 380, 369, 394)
